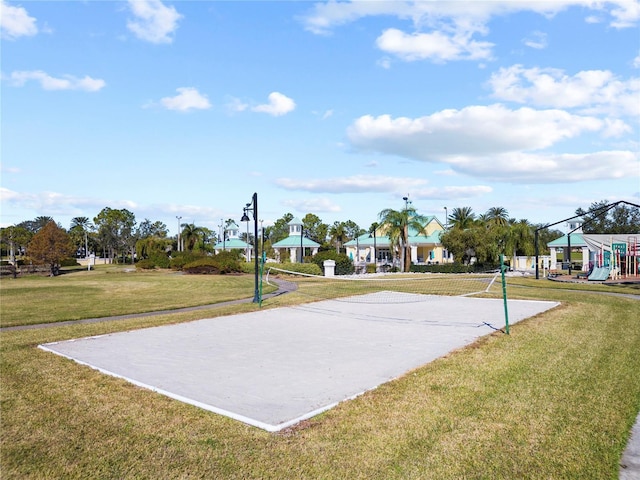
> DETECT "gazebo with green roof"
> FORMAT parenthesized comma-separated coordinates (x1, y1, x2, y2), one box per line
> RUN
(271, 217, 320, 263)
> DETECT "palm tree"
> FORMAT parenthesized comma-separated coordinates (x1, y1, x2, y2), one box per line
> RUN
(181, 223, 205, 252)
(70, 216, 92, 257)
(329, 221, 348, 254)
(449, 207, 476, 230)
(378, 206, 428, 272)
(485, 207, 509, 227)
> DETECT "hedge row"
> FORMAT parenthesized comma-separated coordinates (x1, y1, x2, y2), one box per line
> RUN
(409, 263, 499, 274)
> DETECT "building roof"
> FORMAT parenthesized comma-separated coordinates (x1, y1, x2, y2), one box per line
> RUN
(272, 236, 321, 248)
(214, 239, 251, 249)
(344, 229, 443, 247)
(547, 233, 586, 247)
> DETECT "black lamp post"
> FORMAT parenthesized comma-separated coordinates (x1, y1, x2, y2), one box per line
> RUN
(300, 225, 304, 263)
(241, 192, 260, 303)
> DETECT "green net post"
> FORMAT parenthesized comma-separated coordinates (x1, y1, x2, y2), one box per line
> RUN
(500, 254, 510, 335)
(259, 251, 265, 307)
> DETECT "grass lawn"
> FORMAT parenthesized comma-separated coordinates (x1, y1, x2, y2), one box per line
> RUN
(0, 265, 276, 328)
(1, 269, 639, 478)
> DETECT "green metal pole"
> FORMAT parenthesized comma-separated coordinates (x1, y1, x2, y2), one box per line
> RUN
(259, 251, 265, 307)
(500, 254, 510, 335)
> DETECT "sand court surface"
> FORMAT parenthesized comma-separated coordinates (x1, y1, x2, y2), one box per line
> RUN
(40, 293, 559, 432)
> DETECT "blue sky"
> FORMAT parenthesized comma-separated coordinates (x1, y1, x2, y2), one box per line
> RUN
(2, 0, 639, 237)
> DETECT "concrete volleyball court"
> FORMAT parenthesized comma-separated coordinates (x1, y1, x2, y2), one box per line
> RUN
(40, 293, 558, 432)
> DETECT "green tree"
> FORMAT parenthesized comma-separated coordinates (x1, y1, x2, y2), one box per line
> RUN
(93, 208, 137, 263)
(138, 219, 168, 239)
(69, 216, 93, 257)
(26, 221, 75, 275)
(576, 200, 640, 234)
(302, 213, 329, 245)
(448, 207, 476, 230)
(507, 219, 535, 261)
(269, 213, 294, 244)
(329, 221, 348, 254)
(485, 207, 509, 227)
(0, 225, 32, 262)
(181, 223, 206, 252)
(378, 206, 428, 272)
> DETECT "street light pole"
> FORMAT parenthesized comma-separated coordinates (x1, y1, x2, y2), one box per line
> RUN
(241, 193, 260, 303)
(444, 206, 448, 228)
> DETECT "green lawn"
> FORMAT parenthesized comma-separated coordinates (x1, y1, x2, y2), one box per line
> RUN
(1, 269, 639, 478)
(0, 265, 275, 327)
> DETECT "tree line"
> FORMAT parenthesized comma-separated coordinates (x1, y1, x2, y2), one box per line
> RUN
(1, 200, 637, 275)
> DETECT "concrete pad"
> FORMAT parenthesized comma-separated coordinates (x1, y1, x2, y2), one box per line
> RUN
(39, 293, 558, 432)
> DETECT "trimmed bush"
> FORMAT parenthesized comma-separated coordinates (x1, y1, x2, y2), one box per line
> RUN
(311, 251, 354, 275)
(136, 259, 156, 270)
(183, 251, 242, 275)
(409, 263, 498, 274)
(183, 258, 220, 274)
(149, 253, 171, 269)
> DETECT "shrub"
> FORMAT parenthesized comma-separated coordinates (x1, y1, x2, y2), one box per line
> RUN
(170, 252, 206, 270)
(149, 252, 171, 269)
(183, 251, 242, 275)
(409, 263, 498, 274)
(60, 258, 80, 267)
(311, 251, 354, 275)
(136, 259, 156, 270)
(268, 262, 322, 276)
(183, 258, 220, 274)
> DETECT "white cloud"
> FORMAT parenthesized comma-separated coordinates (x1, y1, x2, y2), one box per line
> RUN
(281, 197, 342, 214)
(0, 0, 37, 39)
(225, 96, 249, 113)
(275, 175, 427, 194)
(450, 150, 639, 183)
(347, 105, 606, 159)
(8, 70, 106, 91)
(160, 87, 211, 112)
(633, 52, 640, 68)
(376, 28, 493, 62)
(127, 0, 182, 44)
(252, 92, 296, 116)
(301, 1, 638, 64)
(488, 65, 640, 117)
(523, 31, 548, 49)
(346, 104, 638, 183)
(413, 185, 493, 200)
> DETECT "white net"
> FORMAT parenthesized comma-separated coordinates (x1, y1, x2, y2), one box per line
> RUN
(264, 267, 500, 304)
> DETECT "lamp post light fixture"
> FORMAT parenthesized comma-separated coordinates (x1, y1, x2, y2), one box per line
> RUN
(240, 192, 260, 303)
(176, 216, 182, 252)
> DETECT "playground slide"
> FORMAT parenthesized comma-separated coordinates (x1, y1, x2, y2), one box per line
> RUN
(588, 266, 611, 281)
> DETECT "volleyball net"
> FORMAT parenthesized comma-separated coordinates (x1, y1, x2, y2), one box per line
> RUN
(264, 267, 502, 304)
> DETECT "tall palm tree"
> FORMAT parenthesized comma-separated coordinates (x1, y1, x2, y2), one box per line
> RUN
(70, 216, 92, 257)
(485, 207, 509, 227)
(449, 207, 476, 230)
(181, 223, 205, 252)
(378, 206, 428, 272)
(329, 221, 348, 254)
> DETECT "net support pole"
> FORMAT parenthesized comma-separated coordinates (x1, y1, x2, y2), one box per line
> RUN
(500, 254, 510, 335)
